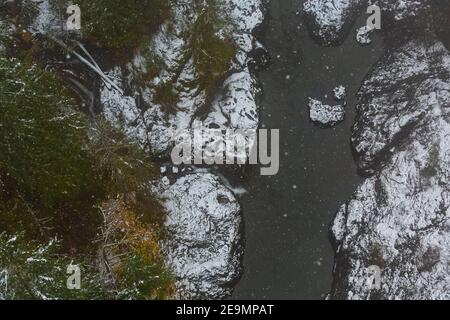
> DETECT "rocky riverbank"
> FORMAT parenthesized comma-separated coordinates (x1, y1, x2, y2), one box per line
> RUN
(303, 0, 450, 300)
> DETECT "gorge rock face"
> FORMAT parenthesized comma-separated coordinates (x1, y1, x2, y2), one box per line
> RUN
(98, 1, 263, 299)
(330, 39, 450, 300)
(352, 40, 450, 173)
(376, 0, 432, 23)
(300, 0, 450, 300)
(159, 173, 243, 299)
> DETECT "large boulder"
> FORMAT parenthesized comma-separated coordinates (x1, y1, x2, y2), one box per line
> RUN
(159, 173, 243, 299)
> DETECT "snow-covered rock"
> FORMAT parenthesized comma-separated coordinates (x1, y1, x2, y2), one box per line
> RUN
(17, 0, 262, 300)
(308, 98, 345, 127)
(303, 0, 366, 46)
(376, 0, 432, 23)
(101, 0, 264, 155)
(333, 85, 347, 101)
(356, 25, 373, 45)
(352, 40, 450, 172)
(330, 38, 450, 300)
(159, 173, 243, 299)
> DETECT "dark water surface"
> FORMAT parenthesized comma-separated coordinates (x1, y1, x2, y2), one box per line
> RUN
(231, 0, 385, 299)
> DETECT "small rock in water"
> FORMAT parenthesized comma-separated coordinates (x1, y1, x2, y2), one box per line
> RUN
(356, 25, 373, 45)
(308, 98, 345, 128)
(333, 85, 347, 101)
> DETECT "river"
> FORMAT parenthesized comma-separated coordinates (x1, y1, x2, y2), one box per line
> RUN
(231, 0, 385, 299)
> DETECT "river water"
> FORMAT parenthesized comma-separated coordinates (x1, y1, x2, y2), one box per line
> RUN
(231, 0, 385, 299)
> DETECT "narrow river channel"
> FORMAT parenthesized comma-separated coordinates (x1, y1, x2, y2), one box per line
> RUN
(231, 0, 385, 299)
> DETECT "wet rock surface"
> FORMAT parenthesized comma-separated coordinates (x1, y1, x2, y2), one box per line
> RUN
(159, 173, 243, 300)
(352, 40, 450, 172)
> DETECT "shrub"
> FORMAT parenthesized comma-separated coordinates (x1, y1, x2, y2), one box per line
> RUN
(153, 81, 180, 114)
(98, 199, 175, 299)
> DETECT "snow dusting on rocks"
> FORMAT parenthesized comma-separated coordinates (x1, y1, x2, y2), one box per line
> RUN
(158, 173, 243, 299)
(356, 25, 373, 45)
(22, 0, 264, 300)
(101, 0, 264, 155)
(308, 97, 345, 127)
(330, 37, 450, 300)
(333, 85, 347, 101)
(303, 0, 366, 46)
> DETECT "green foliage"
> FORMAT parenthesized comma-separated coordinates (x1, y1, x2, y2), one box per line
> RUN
(89, 120, 159, 195)
(0, 58, 104, 248)
(133, 48, 166, 85)
(153, 80, 179, 114)
(115, 251, 174, 300)
(75, 0, 170, 48)
(188, 0, 236, 96)
(0, 59, 96, 207)
(88, 120, 166, 225)
(0, 233, 106, 300)
(0, 58, 174, 299)
(97, 199, 175, 299)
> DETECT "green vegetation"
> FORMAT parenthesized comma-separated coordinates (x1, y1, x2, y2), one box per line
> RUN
(0, 58, 104, 249)
(0, 58, 174, 299)
(0, 233, 106, 300)
(0, 0, 239, 300)
(74, 0, 170, 48)
(153, 80, 180, 114)
(188, 0, 236, 97)
(133, 48, 166, 85)
(99, 199, 175, 299)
